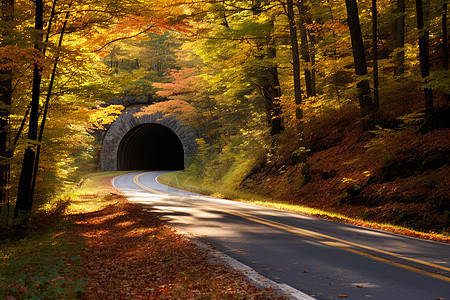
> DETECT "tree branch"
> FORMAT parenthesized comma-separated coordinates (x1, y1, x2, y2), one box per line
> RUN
(93, 25, 156, 52)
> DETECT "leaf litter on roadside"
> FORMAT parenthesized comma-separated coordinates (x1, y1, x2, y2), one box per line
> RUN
(68, 179, 286, 299)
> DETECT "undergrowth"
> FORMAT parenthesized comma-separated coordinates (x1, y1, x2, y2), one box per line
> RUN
(0, 172, 126, 299)
(0, 215, 87, 299)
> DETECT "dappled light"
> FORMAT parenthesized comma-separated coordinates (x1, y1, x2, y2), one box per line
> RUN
(111, 171, 450, 299)
(65, 179, 277, 299)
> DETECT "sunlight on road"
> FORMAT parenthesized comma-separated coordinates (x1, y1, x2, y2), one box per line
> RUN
(112, 172, 450, 300)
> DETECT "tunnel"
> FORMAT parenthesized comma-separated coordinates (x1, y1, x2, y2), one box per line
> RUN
(117, 123, 184, 171)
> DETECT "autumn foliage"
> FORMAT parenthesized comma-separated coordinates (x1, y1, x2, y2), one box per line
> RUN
(241, 90, 449, 237)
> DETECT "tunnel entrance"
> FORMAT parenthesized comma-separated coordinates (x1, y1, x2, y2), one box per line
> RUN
(117, 123, 184, 170)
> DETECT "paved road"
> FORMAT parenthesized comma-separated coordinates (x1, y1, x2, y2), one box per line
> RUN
(113, 171, 450, 300)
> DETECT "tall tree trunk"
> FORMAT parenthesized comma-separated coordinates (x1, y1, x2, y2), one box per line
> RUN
(252, 0, 283, 135)
(372, 0, 379, 108)
(0, 0, 14, 209)
(14, 0, 44, 225)
(415, 0, 434, 126)
(31, 6, 70, 199)
(308, 31, 317, 96)
(286, 0, 302, 123)
(345, 0, 374, 130)
(260, 20, 284, 135)
(266, 39, 284, 135)
(297, 1, 313, 98)
(393, 0, 405, 76)
(13, 105, 30, 147)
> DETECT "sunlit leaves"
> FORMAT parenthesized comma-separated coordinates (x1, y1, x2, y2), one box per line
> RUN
(153, 68, 198, 100)
(135, 100, 196, 123)
(89, 104, 124, 131)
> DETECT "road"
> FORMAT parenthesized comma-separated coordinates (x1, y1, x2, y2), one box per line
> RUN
(113, 171, 450, 300)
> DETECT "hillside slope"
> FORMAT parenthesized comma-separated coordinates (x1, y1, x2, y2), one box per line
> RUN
(241, 85, 449, 235)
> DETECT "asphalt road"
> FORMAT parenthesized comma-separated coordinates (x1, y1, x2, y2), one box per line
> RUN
(112, 171, 450, 300)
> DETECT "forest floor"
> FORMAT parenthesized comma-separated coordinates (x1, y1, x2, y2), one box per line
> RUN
(0, 173, 284, 299)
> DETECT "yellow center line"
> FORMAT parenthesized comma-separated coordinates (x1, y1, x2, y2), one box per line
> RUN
(228, 210, 450, 272)
(223, 209, 450, 282)
(132, 172, 450, 282)
(133, 172, 160, 192)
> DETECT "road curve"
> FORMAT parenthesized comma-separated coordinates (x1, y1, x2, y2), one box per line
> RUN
(113, 171, 450, 300)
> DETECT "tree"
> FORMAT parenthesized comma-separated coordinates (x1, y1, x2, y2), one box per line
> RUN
(297, 1, 314, 98)
(30, 4, 72, 202)
(10, 0, 192, 229)
(0, 0, 14, 210)
(14, 0, 44, 224)
(345, 0, 375, 129)
(264, 32, 284, 135)
(372, 0, 379, 108)
(249, 0, 284, 135)
(393, 0, 405, 76)
(415, 0, 434, 127)
(443, 3, 448, 101)
(444, 3, 448, 71)
(286, 0, 302, 122)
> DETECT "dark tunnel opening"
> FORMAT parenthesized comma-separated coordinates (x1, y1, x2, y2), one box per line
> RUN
(117, 123, 184, 171)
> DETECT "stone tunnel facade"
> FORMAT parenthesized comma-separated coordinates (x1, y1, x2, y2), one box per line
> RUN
(100, 108, 198, 171)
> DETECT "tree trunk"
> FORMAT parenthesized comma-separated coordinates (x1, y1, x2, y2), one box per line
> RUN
(0, 0, 14, 210)
(265, 40, 284, 135)
(444, 3, 449, 101)
(251, 1, 283, 135)
(393, 0, 405, 76)
(345, 0, 374, 129)
(297, 1, 313, 98)
(14, 0, 44, 225)
(372, 0, 379, 108)
(308, 31, 317, 96)
(415, 0, 434, 126)
(31, 7, 70, 199)
(259, 20, 284, 135)
(286, 0, 302, 120)
(444, 3, 448, 70)
(13, 105, 30, 147)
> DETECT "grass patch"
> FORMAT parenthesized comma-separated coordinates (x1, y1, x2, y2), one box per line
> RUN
(159, 170, 353, 221)
(0, 221, 87, 299)
(159, 171, 450, 243)
(159, 170, 271, 202)
(64, 171, 130, 214)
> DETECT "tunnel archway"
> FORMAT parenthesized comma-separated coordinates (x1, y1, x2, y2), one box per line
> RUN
(100, 109, 197, 171)
(117, 123, 184, 170)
